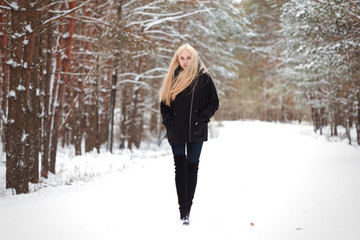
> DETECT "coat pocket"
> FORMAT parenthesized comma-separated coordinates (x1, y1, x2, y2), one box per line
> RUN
(193, 120, 206, 137)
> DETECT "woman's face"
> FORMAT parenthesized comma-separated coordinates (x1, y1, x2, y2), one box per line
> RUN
(178, 50, 192, 69)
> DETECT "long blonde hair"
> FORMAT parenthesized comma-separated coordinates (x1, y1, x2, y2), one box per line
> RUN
(159, 44, 206, 106)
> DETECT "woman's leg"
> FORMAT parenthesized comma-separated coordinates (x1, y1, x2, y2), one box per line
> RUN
(171, 144, 188, 221)
(171, 143, 185, 157)
(186, 142, 203, 218)
(186, 141, 203, 163)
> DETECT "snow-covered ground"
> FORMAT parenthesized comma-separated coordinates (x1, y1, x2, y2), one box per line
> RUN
(1, 121, 360, 240)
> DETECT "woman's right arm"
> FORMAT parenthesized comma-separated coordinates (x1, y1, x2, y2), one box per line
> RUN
(160, 101, 173, 125)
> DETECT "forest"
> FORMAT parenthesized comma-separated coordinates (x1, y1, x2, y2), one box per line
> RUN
(0, 0, 359, 194)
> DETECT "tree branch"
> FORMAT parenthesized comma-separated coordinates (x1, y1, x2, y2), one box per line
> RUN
(0, 0, 15, 10)
(38, 0, 91, 32)
(0, 110, 7, 125)
(0, 4, 11, 10)
(143, 9, 212, 31)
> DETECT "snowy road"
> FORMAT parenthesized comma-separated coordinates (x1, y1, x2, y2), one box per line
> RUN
(1, 121, 360, 240)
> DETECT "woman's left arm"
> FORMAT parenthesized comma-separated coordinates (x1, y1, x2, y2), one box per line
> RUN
(198, 75, 219, 122)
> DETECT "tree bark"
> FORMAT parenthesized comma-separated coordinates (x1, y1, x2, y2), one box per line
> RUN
(28, 8, 41, 184)
(345, 105, 351, 145)
(128, 54, 144, 150)
(6, 0, 31, 194)
(50, 1, 76, 174)
(6, 2, 24, 190)
(311, 106, 317, 133)
(105, 0, 122, 153)
(73, 94, 83, 155)
(0, 2, 9, 121)
(119, 72, 127, 149)
(41, 6, 56, 178)
(95, 59, 100, 153)
(357, 92, 360, 145)
(107, 67, 117, 153)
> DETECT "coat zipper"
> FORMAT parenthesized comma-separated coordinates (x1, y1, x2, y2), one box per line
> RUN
(189, 85, 195, 142)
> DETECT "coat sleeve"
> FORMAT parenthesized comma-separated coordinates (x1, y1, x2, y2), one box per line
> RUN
(160, 101, 173, 125)
(199, 74, 219, 122)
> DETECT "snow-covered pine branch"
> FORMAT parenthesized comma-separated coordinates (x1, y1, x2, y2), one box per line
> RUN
(41, 0, 91, 28)
(143, 9, 212, 31)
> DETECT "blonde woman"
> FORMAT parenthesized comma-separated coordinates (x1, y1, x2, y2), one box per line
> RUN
(160, 44, 219, 225)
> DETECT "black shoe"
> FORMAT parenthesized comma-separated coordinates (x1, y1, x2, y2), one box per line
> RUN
(181, 215, 190, 226)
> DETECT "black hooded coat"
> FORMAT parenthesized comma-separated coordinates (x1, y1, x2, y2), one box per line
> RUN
(160, 68, 219, 145)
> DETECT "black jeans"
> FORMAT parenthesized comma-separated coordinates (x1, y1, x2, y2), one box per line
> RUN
(171, 142, 203, 163)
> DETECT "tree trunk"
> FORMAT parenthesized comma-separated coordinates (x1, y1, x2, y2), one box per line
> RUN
(333, 106, 339, 136)
(128, 86, 138, 150)
(0, 2, 9, 121)
(28, 10, 41, 184)
(107, 68, 117, 153)
(95, 60, 100, 153)
(72, 89, 83, 156)
(71, 15, 85, 156)
(48, 28, 61, 174)
(6, 0, 31, 194)
(128, 53, 143, 150)
(0, 2, 9, 162)
(50, 1, 76, 174)
(73, 95, 83, 155)
(41, 7, 56, 178)
(21, 0, 40, 189)
(48, 20, 63, 170)
(119, 78, 128, 150)
(345, 105, 351, 145)
(319, 107, 323, 135)
(6, 3, 24, 190)
(85, 87, 97, 153)
(149, 110, 158, 136)
(83, 13, 98, 153)
(311, 106, 317, 133)
(357, 92, 360, 145)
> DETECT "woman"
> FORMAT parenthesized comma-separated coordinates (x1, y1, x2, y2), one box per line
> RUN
(159, 44, 219, 225)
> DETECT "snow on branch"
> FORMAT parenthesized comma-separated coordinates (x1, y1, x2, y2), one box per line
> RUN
(117, 77, 163, 90)
(118, 67, 167, 79)
(70, 15, 112, 27)
(143, 8, 212, 31)
(1, 0, 17, 10)
(117, 79, 154, 89)
(129, 10, 183, 18)
(122, 0, 138, 9)
(0, 4, 11, 10)
(137, 102, 161, 114)
(142, 67, 168, 74)
(58, 71, 100, 77)
(125, 6, 212, 32)
(41, 0, 91, 28)
(0, 110, 7, 124)
(59, 94, 79, 132)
